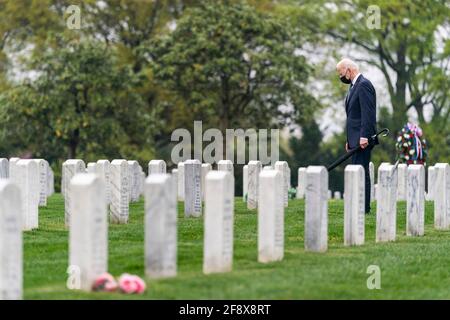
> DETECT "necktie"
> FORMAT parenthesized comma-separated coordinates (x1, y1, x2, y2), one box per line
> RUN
(345, 83, 353, 106)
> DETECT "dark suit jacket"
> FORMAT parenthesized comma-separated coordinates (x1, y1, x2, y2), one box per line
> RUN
(345, 74, 378, 149)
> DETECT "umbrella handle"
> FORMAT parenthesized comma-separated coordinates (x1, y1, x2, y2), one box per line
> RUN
(370, 128, 389, 141)
(326, 128, 390, 172)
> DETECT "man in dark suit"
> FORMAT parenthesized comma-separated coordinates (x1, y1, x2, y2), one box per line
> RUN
(336, 58, 378, 214)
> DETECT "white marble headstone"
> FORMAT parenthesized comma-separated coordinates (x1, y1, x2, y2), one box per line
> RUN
(434, 163, 450, 230)
(274, 161, 289, 207)
(305, 166, 328, 252)
(0, 180, 22, 300)
(127, 161, 140, 202)
(203, 171, 234, 273)
(344, 165, 365, 246)
(218, 160, 234, 175)
(201, 163, 212, 201)
(296, 167, 306, 199)
(110, 160, 129, 224)
(148, 160, 166, 175)
(137, 164, 144, 199)
(63, 159, 86, 226)
(86, 162, 97, 174)
(16, 160, 40, 231)
(138, 166, 145, 196)
(397, 163, 407, 201)
(333, 191, 341, 200)
(96, 160, 111, 204)
(407, 165, 425, 236)
(171, 169, 178, 200)
(177, 162, 185, 201)
(247, 161, 262, 210)
(376, 163, 397, 242)
(8, 158, 20, 186)
(243, 165, 248, 202)
(47, 166, 54, 197)
(145, 174, 177, 279)
(258, 170, 284, 262)
(0, 158, 9, 178)
(34, 159, 48, 207)
(184, 160, 202, 217)
(69, 174, 108, 291)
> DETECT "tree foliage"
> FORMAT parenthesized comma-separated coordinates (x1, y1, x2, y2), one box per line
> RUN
(0, 0, 448, 182)
(146, 0, 318, 135)
(0, 38, 157, 162)
(289, 0, 450, 127)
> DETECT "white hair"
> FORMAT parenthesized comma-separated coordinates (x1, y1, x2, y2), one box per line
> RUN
(336, 58, 359, 72)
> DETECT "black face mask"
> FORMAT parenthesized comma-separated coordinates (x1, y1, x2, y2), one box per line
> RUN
(340, 74, 351, 84)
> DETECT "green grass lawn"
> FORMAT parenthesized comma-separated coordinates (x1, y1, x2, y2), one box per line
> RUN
(24, 194, 450, 299)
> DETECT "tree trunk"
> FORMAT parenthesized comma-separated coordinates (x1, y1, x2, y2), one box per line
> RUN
(415, 103, 426, 125)
(220, 76, 231, 161)
(68, 142, 76, 159)
(391, 47, 408, 129)
(68, 128, 80, 159)
(220, 114, 230, 161)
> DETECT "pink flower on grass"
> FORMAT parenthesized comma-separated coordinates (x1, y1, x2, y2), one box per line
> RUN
(92, 273, 118, 292)
(118, 274, 146, 294)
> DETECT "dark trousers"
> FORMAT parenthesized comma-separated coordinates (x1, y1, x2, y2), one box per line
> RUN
(351, 146, 372, 213)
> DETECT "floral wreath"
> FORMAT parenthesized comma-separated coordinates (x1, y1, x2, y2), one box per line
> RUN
(396, 122, 427, 165)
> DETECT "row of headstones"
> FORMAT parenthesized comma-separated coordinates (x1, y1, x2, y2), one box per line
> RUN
(66, 163, 286, 292)
(153, 161, 450, 272)
(64, 160, 320, 290)
(173, 159, 288, 217)
(0, 156, 56, 299)
(161, 159, 290, 215)
(296, 162, 440, 202)
(242, 161, 291, 209)
(0, 158, 55, 231)
(2, 157, 276, 298)
(62, 159, 153, 226)
(64, 158, 240, 226)
(2, 158, 448, 298)
(298, 163, 375, 200)
(384, 163, 438, 201)
(66, 159, 285, 292)
(325, 162, 449, 247)
(67, 161, 449, 293)
(0, 157, 167, 299)
(65, 158, 241, 291)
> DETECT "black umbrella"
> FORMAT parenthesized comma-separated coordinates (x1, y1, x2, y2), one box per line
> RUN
(327, 128, 390, 172)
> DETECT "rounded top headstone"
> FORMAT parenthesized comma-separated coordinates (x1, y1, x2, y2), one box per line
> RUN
(146, 173, 171, 184)
(206, 170, 229, 181)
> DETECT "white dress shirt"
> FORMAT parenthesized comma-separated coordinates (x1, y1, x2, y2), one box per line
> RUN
(352, 73, 361, 85)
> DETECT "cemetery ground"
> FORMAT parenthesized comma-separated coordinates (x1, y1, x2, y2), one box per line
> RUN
(24, 195, 450, 300)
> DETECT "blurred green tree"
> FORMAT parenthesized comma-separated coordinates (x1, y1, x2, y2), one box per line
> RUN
(287, 0, 450, 128)
(281, 0, 450, 166)
(0, 38, 157, 163)
(145, 0, 318, 141)
(0, 0, 66, 93)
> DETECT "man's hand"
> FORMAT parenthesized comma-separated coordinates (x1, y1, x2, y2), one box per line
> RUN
(360, 137, 369, 149)
(345, 142, 349, 152)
